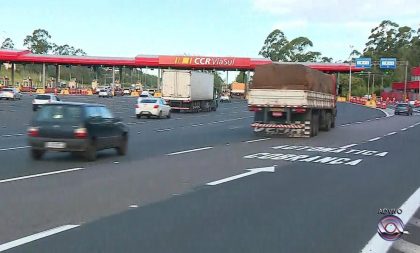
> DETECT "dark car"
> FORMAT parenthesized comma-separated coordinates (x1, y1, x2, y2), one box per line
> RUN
(114, 88, 124, 96)
(27, 102, 129, 161)
(394, 103, 413, 116)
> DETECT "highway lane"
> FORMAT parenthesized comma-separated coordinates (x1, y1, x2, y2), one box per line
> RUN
(1, 101, 419, 252)
(0, 97, 417, 249)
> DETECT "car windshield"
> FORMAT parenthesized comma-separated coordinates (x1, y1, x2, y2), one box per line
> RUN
(397, 104, 408, 108)
(35, 105, 82, 123)
(139, 99, 157, 103)
(35, 95, 51, 100)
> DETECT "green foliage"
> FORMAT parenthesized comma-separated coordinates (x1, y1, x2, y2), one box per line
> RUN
(259, 29, 325, 62)
(52, 44, 86, 56)
(1, 38, 14, 49)
(213, 72, 224, 92)
(235, 71, 247, 83)
(23, 29, 53, 54)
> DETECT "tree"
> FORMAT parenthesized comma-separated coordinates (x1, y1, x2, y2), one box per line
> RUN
(1, 38, 14, 49)
(259, 29, 324, 62)
(213, 72, 224, 92)
(52, 44, 86, 56)
(235, 71, 247, 83)
(23, 29, 53, 54)
(321, 57, 333, 63)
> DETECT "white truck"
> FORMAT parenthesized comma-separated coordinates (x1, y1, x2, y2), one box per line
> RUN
(162, 70, 218, 112)
(248, 64, 337, 137)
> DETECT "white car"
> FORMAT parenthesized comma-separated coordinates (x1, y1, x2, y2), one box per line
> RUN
(139, 91, 154, 98)
(123, 88, 131, 95)
(219, 94, 231, 103)
(98, 89, 113, 98)
(135, 98, 171, 119)
(0, 88, 22, 100)
(32, 94, 61, 111)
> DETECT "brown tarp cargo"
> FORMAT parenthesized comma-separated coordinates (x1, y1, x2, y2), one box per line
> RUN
(251, 63, 334, 94)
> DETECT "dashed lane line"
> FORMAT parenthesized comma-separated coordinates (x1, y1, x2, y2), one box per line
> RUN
(368, 137, 381, 142)
(0, 146, 30, 152)
(339, 144, 358, 149)
(245, 138, 271, 143)
(386, 131, 397, 136)
(155, 128, 173, 132)
(402, 128, 408, 131)
(166, 146, 213, 156)
(0, 225, 80, 252)
(0, 167, 85, 184)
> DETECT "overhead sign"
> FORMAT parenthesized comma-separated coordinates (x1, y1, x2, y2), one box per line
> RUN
(159, 56, 251, 68)
(355, 58, 371, 68)
(380, 58, 397, 69)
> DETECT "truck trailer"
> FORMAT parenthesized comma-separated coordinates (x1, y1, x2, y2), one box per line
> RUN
(162, 70, 218, 112)
(248, 63, 336, 137)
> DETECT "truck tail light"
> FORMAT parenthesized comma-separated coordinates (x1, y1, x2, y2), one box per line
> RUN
(248, 106, 262, 112)
(74, 128, 88, 139)
(27, 127, 39, 137)
(294, 108, 306, 113)
(153, 105, 159, 109)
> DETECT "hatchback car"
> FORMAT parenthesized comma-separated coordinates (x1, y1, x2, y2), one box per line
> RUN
(394, 103, 413, 116)
(135, 98, 171, 119)
(32, 94, 60, 111)
(139, 91, 154, 98)
(98, 89, 113, 98)
(0, 88, 22, 100)
(219, 94, 231, 103)
(28, 102, 128, 161)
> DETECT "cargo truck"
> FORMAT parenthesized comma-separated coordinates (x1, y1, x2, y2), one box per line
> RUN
(162, 70, 218, 112)
(248, 64, 336, 137)
(230, 82, 246, 99)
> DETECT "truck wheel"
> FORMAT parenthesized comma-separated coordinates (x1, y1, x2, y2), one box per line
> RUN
(325, 114, 332, 131)
(311, 113, 319, 137)
(331, 118, 336, 128)
(31, 149, 45, 160)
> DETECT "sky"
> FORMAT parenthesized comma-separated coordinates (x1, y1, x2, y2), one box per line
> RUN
(1, 0, 419, 62)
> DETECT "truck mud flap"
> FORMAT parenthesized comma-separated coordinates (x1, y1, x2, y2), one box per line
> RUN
(251, 122, 311, 138)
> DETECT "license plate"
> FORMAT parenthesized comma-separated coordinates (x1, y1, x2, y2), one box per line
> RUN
(45, 142, 66, 149)
(272, 112, 283, 117)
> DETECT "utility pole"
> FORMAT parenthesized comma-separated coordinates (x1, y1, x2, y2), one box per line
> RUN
(403, 61, 408, 102)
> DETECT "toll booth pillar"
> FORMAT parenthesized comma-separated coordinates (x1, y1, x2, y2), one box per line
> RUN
(42, 63, 46, 88)
(112, 66, 115, 88)
(55, 65, 60, 88)
(119, 67, 123, 86)
(11, 63, 15, 87)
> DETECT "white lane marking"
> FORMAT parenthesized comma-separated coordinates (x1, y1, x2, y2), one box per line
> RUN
(228, 126, 242, 130)
(340, 123, 351, 127)
(0, 146, 30, 152)
(355, 121, 363, 124)
(408, 125, 416, 128)
(0, 167, 85, 184)
(376, 117, 382, 120)
(155, 128, 173, 132)
(1, 134, 12, 137)
(368, 137, 381, 142)
(129, 204, 138, 208)
(0, 225, 79, 252)
(392, 239, 420, 253)
(245, 138, 271, 143)
(340, 144, 358, 149)
(386, 131, 397, 136)
(166, 146, 213, 156)
(361, 187, 420, 253)
(14, 134, 23, 136)
(207, 166, 276, 186)
(191, 123, 204, 127)
(401, 128, 408, 131)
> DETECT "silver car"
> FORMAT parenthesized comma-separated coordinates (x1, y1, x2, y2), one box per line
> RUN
(0, 88, 22, 100)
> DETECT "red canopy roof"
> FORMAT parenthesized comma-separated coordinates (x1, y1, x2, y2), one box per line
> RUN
(0, 49, 363, 72)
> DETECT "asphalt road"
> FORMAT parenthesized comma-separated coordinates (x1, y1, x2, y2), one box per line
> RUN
(0, 94, 419, 253)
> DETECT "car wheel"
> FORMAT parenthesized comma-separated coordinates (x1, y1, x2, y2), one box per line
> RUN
(167, 112, 171, 118)
(31, 149, 45, 160)
(147, 115, 151, 119)
(116, 135, 128, 156)
(158, 111, 163, 119)
(136, 114, 141, 119)
(84, 141, 97, 161)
